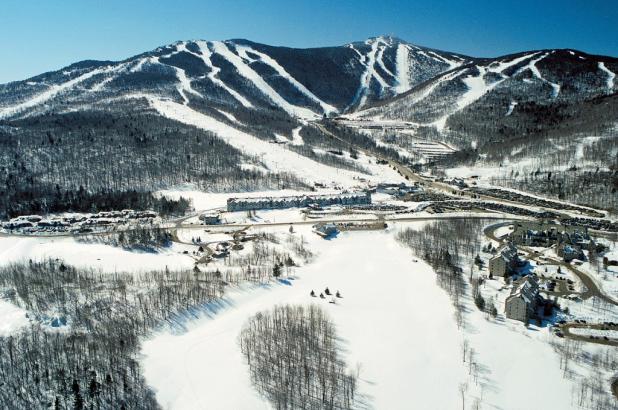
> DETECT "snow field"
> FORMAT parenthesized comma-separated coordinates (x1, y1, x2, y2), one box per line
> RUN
(141, 222, 589, 410)
(0, 236, 195, 273)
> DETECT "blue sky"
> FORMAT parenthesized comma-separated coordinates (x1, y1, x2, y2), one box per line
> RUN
(1, 0, 616, 83)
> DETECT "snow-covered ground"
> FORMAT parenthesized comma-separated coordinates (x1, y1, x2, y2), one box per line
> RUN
(0, 236, 195, 273)
(0, 299, 30, 336)
(142, 226, 467, 409)
(577, 246, 618, 304)
(141, 224, 583, 410)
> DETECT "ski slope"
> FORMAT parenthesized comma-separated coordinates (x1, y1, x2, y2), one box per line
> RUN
(194, 41, 254, 108)
(0, 236, 195, 273)
(210, 41, 318, 119)
(394, 43, 412, 93)
(0, 65, 114, 118)
(235, 44, 337, 115)
(598, 62, 615, 92)
(149, 98, 405, 187)
(525, 53, 561, 98)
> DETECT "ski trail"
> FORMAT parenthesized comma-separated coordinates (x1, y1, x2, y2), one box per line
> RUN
(364, 40, 389, 89)
(193, 41, 253, 108)
(215, 109, 241, 125)
(375, 43, 396, 79)
(90, 63, 130, 92)
(210, 41, 317, 118)
(290, 126, 304, 146)
(505, 101, 518, 116)
(349, 40, 389, 109)
(598, 62, 615, 93)
(488, 52, 539, 74)
(394, 44, 411, 94)
(433, 65, 510, 131)
(235, 45, 337, 115)
(0, 66, 114, 118)
(149, 98, 361, 184)
(524, 53, 561, 98)
(129, 57, 152, 73)
(457, 66, 500, 110)
(427, 50, 461, 70)
(166, 60, 203, 104)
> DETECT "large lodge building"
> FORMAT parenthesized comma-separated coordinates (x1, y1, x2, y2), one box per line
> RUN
(227, 191, 371, 212)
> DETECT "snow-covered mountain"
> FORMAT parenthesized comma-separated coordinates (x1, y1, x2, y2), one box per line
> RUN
(1, 36, 617, 218)
(354, 48, 618, 131)
(0, 36, 469, 120)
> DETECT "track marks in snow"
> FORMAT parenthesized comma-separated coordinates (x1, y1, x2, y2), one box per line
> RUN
(598, 62, 615, 93)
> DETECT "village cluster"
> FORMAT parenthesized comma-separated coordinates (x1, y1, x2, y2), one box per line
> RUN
(1, 210, 158, 234)
(484, 220, 614, 333)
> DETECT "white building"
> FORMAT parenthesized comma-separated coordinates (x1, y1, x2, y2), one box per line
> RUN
(505, 276, 539, 323)
(488, 243, 519, 277)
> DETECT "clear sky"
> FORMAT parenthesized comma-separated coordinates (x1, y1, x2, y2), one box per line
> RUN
(1, 0, 617, 83)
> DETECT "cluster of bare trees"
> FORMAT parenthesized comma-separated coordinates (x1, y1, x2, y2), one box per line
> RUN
(397, 219, 488, 328)
(0, 259, 223, 409)
(550, 338, 618, 409)
(238, 304, 357, 410)
(218, 232, 313, 285)
(78, 226, 172, 251)
(490, 165, 617, 215)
